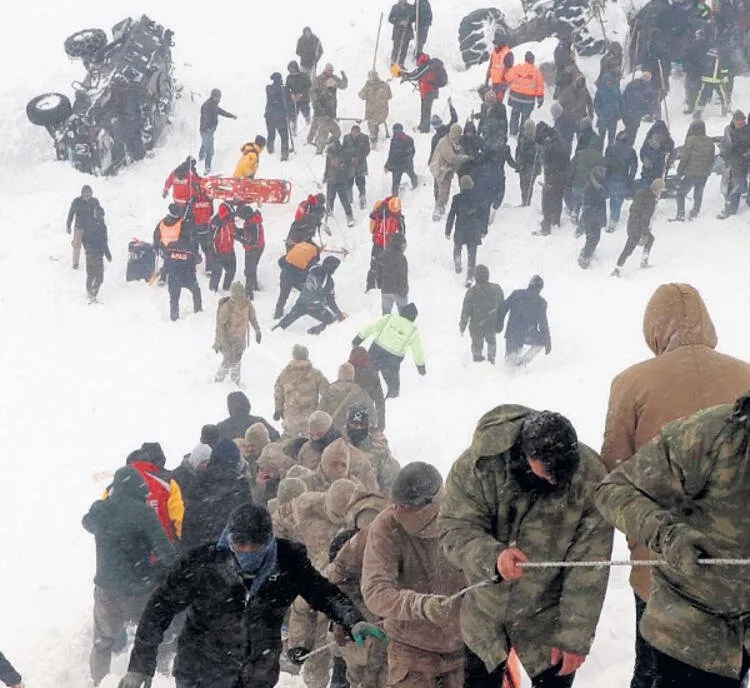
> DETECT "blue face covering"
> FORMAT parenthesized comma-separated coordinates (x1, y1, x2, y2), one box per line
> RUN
(217, 527, 279, 594)
(232, 544, 270, 573)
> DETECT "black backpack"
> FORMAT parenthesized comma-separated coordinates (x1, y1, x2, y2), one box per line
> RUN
(430, 58, 448, 88)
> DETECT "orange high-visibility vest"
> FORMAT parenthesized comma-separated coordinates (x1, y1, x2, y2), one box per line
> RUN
(490, 46, 511, 85)
(507, 63, 545, 97)
(159, 219, 183, 247)
(286, 241, 319, 270)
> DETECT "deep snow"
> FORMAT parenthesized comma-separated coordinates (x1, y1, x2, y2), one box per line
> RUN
(1, 2, 749, 687)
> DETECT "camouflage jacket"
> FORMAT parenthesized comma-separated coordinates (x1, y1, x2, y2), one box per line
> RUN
(274, 360, 329, 438)
(345, 432, 401, 496)
(439, 405, 613, 677)
(594, 397, 750, 679)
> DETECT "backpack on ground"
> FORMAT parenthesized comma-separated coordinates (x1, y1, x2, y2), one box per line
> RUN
(126, 239, 156, 282)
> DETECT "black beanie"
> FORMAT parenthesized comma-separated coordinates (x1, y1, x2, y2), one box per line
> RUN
(140, 442, 167, 468)
(520, 411, 580, 483)
(400, 302, 418, 322)
(227, 503, 273, 544)
(391, 462, 443, 507)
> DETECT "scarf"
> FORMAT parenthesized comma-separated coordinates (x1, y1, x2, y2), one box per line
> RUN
(218, 527, 279, 596)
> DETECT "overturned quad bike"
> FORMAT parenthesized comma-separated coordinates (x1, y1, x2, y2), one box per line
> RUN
(26, 15, 178, 175)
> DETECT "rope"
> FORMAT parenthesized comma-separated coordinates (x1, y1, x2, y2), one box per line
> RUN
(518, 558, 750, 569)
(443, 577, 499, 603)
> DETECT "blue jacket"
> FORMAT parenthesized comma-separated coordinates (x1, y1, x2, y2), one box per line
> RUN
(265, 81, 291, 123)
(594, 76, 622, 121)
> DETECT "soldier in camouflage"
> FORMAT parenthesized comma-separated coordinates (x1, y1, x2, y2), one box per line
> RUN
(595, 395, 750, 688)
(439, 406, 613, 688)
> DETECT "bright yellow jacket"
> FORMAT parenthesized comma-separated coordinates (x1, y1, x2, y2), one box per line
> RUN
(233, 143, 262, 178)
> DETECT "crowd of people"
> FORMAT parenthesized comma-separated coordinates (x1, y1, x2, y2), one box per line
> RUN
(36, 5, 750, 688)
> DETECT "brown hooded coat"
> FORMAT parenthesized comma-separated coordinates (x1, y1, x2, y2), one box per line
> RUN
(274, 359, 329, 438)
(601, 283, 750, 599)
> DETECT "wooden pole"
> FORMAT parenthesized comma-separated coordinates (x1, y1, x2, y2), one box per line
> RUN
(658, 59, 670, 128)
(374, 12, 384, 71)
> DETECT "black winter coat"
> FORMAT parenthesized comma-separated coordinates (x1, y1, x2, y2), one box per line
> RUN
(376, 242, 409, 294)
(265, 83, 291, 123)
(67, 197, 102, 231)
(299, 265, 342, 315)
(200, 99, 235, 133)
(446, 190, 484, 246)
(622, 79, 657, 120)
(515, 134, 541, 176)
(580, 179, 608, 229)
(605, 140, 638, 184)
(82, 469, 175, 596)
(325, 145, 355, 184)
(386, 132, 416, 170)
(127, 540, 365, 684)
(472, 146, 515, 207)
(554, 111, 578, 150)
(217, 413, 280, 442)
(543, 137, 571, 188)
(164, 237, 201, 283)
(497, 288, 551, 352)
(388, 2, 416, 41)
(286, 72, 311, 103)
(82, 220, 112, 260)
(343, 133, 371, 176)
(181, 461, 254, 550)
(0, 652, 21, 688)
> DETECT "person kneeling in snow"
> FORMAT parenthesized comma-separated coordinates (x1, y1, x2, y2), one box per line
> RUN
(119, 503, 385, 688)
(273, 256, 346, 335)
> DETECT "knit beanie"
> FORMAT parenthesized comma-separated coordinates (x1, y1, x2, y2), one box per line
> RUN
(292, 344, 309, 361)
(245, 422, 271, 449)
(324, 479, 358, 523)
(391, 462, 443, 507)
(550, 102, 563, 119)
(734, 109, 746, 123)
(309, 410, 334, 438)
(474, 264, 490, 284)
(277, 477, 307, 504)
(338, 362, 356, 382)
(227, 503, 272, 545)
(320, 438, 351, 480)
(459, 175, 474, 191)
(140, 442, 167, 468)
(211, 438, 242, 468)
(187, 443, 212, 469)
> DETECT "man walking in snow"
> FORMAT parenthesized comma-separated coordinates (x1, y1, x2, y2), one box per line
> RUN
(118, 503, 385, 688)
(497, 275, 551, 367)
(388, 0, 416, 67)
(385, 123, 419, 197)
(66, 184, 104, 270)
(199, 89, 237, 175)
(359, 71, 392, 147)
(213, 282, 262, 385)
(265, 73, 292, 162)
(440, 408, 613, 688)
(82, 205, 112, 302)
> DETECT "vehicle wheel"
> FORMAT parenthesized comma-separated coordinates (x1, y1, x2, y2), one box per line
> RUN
(458, 8, 511, 68)
(64, 29, 108, 59)
(26, 93, 72, 127)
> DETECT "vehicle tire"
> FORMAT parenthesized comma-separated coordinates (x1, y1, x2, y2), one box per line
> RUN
(26, 93, 72, 127)
(458, 8, 511, 68)
(64, 29, 108, 59)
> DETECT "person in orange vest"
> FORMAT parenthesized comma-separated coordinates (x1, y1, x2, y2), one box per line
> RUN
(366, 197, 405, 291)
(209, 203, 238, 292)
(274, 239, 321, 319)
(153, 204, 185, 286)
(162, 157, 201, 208)
(506, 51, 545, 136)
(485, 33, 514, 103)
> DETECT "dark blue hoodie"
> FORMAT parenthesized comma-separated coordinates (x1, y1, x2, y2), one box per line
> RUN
(594, 74, 622, 121)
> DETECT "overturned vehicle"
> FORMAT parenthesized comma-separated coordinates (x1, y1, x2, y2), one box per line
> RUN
(26, 15, 177, 175)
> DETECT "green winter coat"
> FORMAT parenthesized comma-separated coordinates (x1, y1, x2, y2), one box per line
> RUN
(626, 188, 658, 237)
(676, 133, 716, 179)
(571, 146, 604, 189)
(357, 314, 425, 366)
(594, 397, 750, 679)
(460, 282, 504, 338)
(439, 405, 613, 678)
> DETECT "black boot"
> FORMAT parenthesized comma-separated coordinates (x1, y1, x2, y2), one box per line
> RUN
(330, 656, 349, 688)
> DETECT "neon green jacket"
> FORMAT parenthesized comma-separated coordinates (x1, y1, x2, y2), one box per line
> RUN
(357, 314, 425, 365)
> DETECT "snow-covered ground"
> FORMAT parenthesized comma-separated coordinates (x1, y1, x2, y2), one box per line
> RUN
(1, 1, 749, 687)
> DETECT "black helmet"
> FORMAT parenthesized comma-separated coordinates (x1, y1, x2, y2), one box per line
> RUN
(321, 256, 341, 274)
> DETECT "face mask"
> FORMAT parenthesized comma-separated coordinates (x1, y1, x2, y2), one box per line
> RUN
(347, 427, 368, 446)
(231, 538, 271, 573)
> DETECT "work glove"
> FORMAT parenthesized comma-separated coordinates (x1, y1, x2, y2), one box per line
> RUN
(162, 189, 169, 199)
(106, 254, 112, 263)
(338, 312, 348, 321)
(287, 647, 311, 665)
(445, 231, 451, 239)
(273, 410, 283, 421)
(545, 344, 551, 355)
(537, 96, 544, 109)
(66, 226, 72, 234)
(421, 595, 452, 624)
(117, 672, 151, 688)
(351, 621, 388, 647)
(660, 523, 716, 577)
(417, 364, 426, 376)
(255, 331, 262, 344)
(212, 342, 221, 353)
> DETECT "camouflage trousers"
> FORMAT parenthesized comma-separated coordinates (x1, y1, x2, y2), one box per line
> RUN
(215, 339, 245, 384)
(340, 635, 387, 688)
(386, 641, 464, 688)
(301, 614, 332, 688)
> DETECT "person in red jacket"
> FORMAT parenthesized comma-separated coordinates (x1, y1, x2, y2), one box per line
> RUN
(400, 52, 444, 133)
(187, 186, 214, 268)
(162, 157, 201, 209)
(209, 203, 237, 292)
(236, 204, 266, 298)
(366, 196, 405, 291)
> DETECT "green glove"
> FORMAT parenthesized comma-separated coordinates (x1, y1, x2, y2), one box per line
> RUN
(351, 621, 388, 647)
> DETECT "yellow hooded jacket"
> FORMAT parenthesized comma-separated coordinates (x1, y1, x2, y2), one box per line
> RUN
(233, 142, 263, 178)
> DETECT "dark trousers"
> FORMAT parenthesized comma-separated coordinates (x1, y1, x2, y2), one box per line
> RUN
(597, 118, 618, 150)
(622, 115, 641, 144)
(209, 252, 237, 291)
(453, 243, 477, 277)
(367, 244, 384, 291)
(519, 171, 538, 206)
(266, 118, 290, 159)
(369, 343, 404, 398)
(470, 331, 497, 361)
(416, 24, 429, 55)
(195, 229, 213, 267)
(541, 183, 565, 231)
(652, 647, 750, 688)
(244, 248, 263, 297)
(326, 182, 354, 218)
(176, 675, 239, 688)
(275, 264, 306, 317)
(617, 230, 654, 267)
(465, 645, 575, 688)
(419, 92, 438, 133)
(509, 103, 534, 136)
(391, 30, 411, 66)
(676, 176, 707, 218)
(631, 594, 656, 688)
(580, 221, 603, 260)
(85, 250, 104, 297)
(276, 301, 337, 331)
(392, 165, 419, 196)
(725, 166, 749, 215)
(169, 276, 202, 321)
(292, 100, 311, 133)
(350, 174, 366, 202)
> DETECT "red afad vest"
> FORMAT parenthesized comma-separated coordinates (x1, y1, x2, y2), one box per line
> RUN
(192, 196, 214, 225)
(373, 213, 402, 247)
